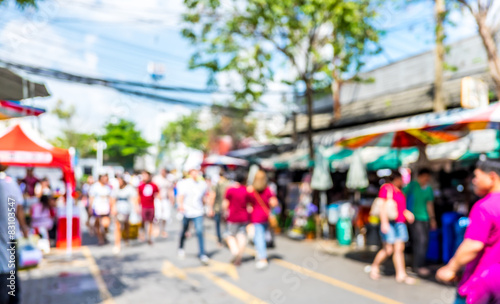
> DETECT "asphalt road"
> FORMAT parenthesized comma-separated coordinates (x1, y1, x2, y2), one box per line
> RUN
(20, 217, 457, 304)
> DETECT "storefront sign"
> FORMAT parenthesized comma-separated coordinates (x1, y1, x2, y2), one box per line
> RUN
(0, 151, 53, 164)
(461, 77, 489, 109)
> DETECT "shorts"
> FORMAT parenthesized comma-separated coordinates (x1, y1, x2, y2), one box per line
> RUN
(381, 222, 409, 244)
(141, 208, 155, 223)
(227, 222, 248, 237)
(116, 213, 130, 223)
(454, 292, 466, 304)
(155, 199, 172, 221)
(93, 210, 110, 217)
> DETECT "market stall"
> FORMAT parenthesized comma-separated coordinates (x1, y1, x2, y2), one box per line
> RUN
(334, 103, 500, 259)
(0, 124, 78, 251)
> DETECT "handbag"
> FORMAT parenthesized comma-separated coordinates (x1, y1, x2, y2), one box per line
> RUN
(370, 184, 398, 221)
(253, 190, 278, 229)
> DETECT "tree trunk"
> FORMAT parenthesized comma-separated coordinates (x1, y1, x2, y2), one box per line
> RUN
(332, 80, 342, 120)
(292, 111, 298, 145)
(434, 0, 446, 112)
(305, 81, 315, 161)
(475, 13, 500, 99)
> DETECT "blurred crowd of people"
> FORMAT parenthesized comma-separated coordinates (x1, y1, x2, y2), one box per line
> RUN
(79, 166, 278, 269)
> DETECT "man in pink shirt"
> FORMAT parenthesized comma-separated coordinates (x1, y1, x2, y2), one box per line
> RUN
(437, 159, 500, 304)
(223, 172, 249, 266)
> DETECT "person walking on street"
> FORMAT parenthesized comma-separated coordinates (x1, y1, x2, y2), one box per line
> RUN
(153, 168, 176, 238)
(89, 174, 115, 246)
(177, 168, 210, 265)
(138, 170, 159, 245)
(113, 175, 137, 254)
(437, 159, 500, 304)
(0, 165, 29, 304)
(208, 170, 231, 246)
(247, 170, 278, 270)
(369, 170, 416, 285)
(223, 172, 249, 265)
(82, 175, 95, 234)
(404, 168, 437, 277)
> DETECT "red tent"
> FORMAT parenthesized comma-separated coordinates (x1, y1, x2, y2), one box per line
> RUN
(0, 124, 75, 188)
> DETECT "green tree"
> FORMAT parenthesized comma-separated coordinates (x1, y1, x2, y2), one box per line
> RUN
(0, 0, 38, 9)
(161, 112, 208, 152)
(50, 100, 96, 158)
(182, 0, 381, 159)
(100, 119, 151, 169)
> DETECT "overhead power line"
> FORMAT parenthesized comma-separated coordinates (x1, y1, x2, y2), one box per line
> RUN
(0, 58, 295, 96)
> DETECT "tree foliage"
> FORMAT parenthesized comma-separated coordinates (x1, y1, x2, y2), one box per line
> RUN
(182, 0, 381, 158)
(0, 0, 38, 9)
(50, 100, 96, 158)
(100, 119, 151, 169)
(161, 112, 208, 152)
(209, 105, 257, 150)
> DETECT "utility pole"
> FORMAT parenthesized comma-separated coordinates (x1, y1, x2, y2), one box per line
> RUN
(94, 140, 107, 177)
(434, 0, 446, 112)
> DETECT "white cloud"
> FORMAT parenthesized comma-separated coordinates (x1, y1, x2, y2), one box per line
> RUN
(58, 0, 186, 29)
(0, 19, 100, 76)
(84, 34, 98, 47)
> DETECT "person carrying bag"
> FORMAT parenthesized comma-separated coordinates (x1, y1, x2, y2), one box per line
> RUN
(247, 170, 279, 270)
(368, 170, 416, 285)
(370, 183, 398, 221)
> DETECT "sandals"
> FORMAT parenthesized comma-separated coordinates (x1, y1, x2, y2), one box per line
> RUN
(368, 266, 381, 281)
(396, 276, 418, 285)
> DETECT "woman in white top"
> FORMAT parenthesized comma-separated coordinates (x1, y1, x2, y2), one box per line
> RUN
(89, 174, 115, 246)
(113, 175, 137, 254)
(30, 195, 55, 237)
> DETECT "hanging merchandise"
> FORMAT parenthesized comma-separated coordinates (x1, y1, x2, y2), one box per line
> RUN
(311, 147, 333, 191)
(346, 150, 368, 190)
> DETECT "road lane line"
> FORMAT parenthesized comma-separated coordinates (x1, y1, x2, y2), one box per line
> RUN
(162, 257, 265, 303)
(272, 259, 402, 304)
(198, 270, 268, 304)
(207, 234, 402, 304)
(82, 246, 115, 304)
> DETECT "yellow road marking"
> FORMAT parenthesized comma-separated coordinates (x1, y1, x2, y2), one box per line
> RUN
(184, 259, 240, 281)
(82, 246, 115, 304)
(198, 270, 268, 304)
(162, 258, 265, 303)
(208, 234, 402, 304)
(162, 260, 188, 280)
(272, 259, 402, 304)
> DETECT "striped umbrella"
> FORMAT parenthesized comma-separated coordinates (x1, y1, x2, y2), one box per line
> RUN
(0, 100, 45, 120)
(338, 103, 500, 149)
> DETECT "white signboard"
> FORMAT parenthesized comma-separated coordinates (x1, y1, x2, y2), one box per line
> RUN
(461, 77, 489, 109)
(0, 151, 53, 164)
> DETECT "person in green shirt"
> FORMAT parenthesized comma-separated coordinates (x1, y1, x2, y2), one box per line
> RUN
(207, 170, 231, 246)
(404, 168, 437, 277)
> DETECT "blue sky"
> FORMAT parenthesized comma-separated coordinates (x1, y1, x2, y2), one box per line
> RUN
(0, 0, 482, 143)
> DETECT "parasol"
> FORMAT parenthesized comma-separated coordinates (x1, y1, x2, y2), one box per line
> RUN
(0, 100, 45, 120)
(337, 103, 500, 149)
(201, 155, 249, 167)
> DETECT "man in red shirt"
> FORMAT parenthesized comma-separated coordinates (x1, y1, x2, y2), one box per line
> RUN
(138, 170, 159, 245)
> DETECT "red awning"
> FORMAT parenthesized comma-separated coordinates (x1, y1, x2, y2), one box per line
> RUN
(0, 124, 75, 187)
